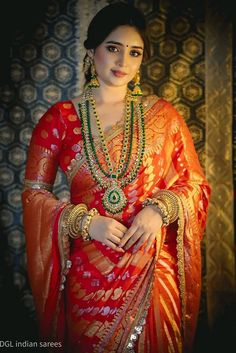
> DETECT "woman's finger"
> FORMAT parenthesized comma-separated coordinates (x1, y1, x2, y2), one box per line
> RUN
(115, 222, 128, 234)
(131, 232, 152, 253)
(106, 239, 125, 253)
(112, 228, 126, 239)
(123, 230, 145, 250)
(108, 233, 123, 245)
(119, 225, 138, 248)
(143, 233, 156, 253)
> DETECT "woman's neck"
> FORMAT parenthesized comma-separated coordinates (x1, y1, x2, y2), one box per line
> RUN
(91, 82, 127, 105)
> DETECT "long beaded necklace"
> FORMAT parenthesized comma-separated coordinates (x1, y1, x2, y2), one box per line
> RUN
(78, 88, 145, 214)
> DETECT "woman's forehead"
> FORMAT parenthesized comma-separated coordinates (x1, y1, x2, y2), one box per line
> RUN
(103, 25, 144, 47)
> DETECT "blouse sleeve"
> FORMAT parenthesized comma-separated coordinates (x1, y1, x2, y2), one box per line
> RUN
(24, 103, 66, 191)
(22, 103, 70, 336)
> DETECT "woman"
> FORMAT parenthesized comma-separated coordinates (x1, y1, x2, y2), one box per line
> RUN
(22, 3, 211, 353)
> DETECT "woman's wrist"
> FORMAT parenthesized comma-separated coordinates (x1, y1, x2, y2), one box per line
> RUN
(142, 198, 170, 226)
(62, 204, 100, 240)
(80, 208, 100, 241)
(145, 204, 164, 226)
(142, 190, 180, 226)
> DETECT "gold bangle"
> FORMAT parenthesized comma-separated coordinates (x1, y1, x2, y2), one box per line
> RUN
(155, 190, 179, 223)
(81, 208, 99, 241)
(67, 204, 88, 239)
(67, 203, 87, 225)
(60, 204, 74, 235)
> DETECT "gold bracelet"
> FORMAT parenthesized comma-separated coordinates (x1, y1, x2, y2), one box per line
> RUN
(81, 208, 99, 241)
(154, 190, 179, 223)
(67, 203, 88, 226)
(67, 204, 88, 239)
(60, 204, 74, 235)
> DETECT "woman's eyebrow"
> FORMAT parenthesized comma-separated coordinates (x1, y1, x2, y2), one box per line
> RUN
(105, 40, 144, 50)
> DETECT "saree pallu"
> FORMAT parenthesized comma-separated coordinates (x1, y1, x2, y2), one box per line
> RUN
(22, 97, 211, 353)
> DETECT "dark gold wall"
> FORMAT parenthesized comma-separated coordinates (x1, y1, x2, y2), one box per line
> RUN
(205, 0, 235, 349)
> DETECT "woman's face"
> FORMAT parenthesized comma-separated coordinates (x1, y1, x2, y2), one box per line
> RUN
(90, 25, 144, 89)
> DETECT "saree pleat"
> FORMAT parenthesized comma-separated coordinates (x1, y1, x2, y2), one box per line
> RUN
(66, 236, 157, 353)
(22, 98, 210, 353)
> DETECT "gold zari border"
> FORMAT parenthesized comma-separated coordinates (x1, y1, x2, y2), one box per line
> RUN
(23, 179, 53, 192)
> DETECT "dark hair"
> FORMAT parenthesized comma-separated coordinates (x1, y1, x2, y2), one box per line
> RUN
(83, 2, 150, 84)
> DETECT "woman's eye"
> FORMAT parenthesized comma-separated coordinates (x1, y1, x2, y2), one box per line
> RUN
(130, 50, 142, 57)
(107, 46, 118, 53)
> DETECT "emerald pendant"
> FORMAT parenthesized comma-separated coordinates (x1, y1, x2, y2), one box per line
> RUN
(102, 183, 127, 214)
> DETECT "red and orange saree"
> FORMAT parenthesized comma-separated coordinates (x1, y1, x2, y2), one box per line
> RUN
(22, 97, 210, 353)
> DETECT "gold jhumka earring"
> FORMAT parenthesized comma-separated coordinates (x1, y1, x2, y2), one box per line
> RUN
(89, 61, 100, 88)
(131, 70, 142, 96)
(84, 55, 100, 88)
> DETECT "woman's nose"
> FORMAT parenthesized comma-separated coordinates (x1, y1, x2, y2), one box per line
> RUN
(117, 51, 129, 67)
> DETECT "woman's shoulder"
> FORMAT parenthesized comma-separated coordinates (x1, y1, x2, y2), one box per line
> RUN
(50, 99, 76, 112)
(142, 94, 159, 113)
(44, 99, 80, 124)
(34, 100, 77, 132)
(141, 94, 174, 114)
(142, 95, 184, 119)
(142, 95, 187, 132)
(142, 94, 179, 114)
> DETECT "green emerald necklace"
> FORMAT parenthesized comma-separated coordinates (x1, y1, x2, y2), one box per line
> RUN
(78, 88, 145, 214)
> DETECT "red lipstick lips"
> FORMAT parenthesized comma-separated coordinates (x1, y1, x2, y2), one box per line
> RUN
(112, 70, 127, 78)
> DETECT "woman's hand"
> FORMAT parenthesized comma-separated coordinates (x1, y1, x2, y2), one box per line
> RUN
(89, 215, 127, 253)
(119, 205, 163, 253)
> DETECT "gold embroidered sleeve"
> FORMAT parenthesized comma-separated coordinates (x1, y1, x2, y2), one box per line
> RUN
(24, 144, 59, 191)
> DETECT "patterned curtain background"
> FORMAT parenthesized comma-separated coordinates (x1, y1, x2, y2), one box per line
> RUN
(0, 0, 235, 352)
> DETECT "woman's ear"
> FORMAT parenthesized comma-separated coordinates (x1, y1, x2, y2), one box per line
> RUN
(87, 49, 94, 59)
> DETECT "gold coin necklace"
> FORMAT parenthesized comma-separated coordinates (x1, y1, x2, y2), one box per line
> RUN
(78, 88, 145, 214)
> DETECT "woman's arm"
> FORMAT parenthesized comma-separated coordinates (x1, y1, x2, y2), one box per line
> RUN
(22, 103, 69, 326)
